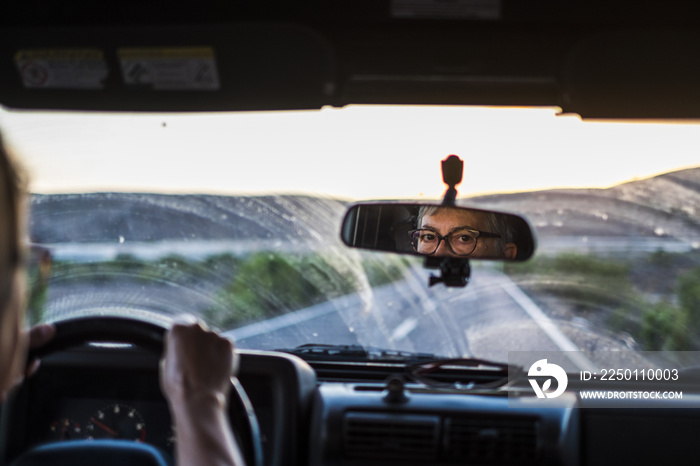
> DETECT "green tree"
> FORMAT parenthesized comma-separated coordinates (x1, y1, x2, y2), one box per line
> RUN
(678, 267, 700, 331)
(640, 302, 690, 351)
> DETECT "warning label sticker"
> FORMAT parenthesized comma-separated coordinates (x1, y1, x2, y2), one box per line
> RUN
(14, 49, 109, 89)
(118, 47, 220, 91)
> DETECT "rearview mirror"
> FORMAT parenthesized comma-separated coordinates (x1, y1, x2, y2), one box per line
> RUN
(341, 203, 536, 261)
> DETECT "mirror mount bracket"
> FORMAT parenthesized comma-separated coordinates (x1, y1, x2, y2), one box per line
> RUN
(440, 155, 464, 207)
(425, 257, 471, 287)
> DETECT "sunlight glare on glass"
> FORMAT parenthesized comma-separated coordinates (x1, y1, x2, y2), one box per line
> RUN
(0, 105, 699, 200)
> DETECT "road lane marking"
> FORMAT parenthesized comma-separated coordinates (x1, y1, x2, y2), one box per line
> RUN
(498, 274, 598, 372)
(226, 293, 358, 340)
(391, 317, 418, 342)
(227, 281, 400, 341)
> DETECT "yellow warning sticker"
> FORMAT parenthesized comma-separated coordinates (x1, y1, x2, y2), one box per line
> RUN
(14, 48, 108, 89)
(117, 47, 220, 90)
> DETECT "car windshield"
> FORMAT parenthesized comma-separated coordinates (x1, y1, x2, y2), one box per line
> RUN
(2, 105, 700, 366)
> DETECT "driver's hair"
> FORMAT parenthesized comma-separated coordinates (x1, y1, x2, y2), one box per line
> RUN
(0, 132, 26, 344)
(416, 205, 514, 252)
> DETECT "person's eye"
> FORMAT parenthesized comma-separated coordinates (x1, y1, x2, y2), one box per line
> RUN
(454, 234, 476, 244)
(420, 233, 437, 242)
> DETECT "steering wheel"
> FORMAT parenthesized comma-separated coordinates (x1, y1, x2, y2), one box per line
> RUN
(7, 316, 263, 466)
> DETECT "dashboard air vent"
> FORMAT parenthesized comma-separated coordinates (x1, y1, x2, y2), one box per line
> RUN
(445, 416, 539, 465)
(343, 411, 440, 462)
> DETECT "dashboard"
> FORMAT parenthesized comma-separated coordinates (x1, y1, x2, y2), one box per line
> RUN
(3, 344, 700, 466)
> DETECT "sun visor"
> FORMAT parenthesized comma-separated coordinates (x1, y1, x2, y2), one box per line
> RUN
(0, 23, 336, 112)
(560, 31, 700, 119)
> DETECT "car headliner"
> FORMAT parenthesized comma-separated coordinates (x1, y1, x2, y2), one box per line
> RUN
(2, 0, 700, 118)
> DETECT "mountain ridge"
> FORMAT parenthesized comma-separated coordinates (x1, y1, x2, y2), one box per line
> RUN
(29, 167, 700, 243)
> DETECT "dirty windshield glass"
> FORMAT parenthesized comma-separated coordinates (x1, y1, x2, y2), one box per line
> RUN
(2, 106, 700, 365)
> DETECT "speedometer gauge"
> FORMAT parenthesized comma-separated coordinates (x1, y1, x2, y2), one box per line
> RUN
(85, 403, 146, 442)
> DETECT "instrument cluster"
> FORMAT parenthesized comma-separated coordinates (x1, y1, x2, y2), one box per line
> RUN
(36, 397, 174, 452)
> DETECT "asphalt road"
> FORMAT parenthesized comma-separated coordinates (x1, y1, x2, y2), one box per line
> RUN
(227, 266, 597, 370)
(44, 263, 627, 371)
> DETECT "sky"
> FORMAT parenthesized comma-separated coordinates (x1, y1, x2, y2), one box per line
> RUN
(0, 105, 698, 200)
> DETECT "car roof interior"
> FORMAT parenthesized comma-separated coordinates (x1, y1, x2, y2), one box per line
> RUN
(2, 0, 700, 118)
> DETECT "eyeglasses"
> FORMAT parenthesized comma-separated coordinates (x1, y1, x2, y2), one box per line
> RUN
(408, 228, 501, 256)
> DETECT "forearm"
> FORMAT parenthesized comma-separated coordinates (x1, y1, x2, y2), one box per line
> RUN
(170, 393, 246, 466)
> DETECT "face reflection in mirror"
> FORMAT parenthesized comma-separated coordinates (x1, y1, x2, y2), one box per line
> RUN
(412, 206, 518, 259)
(341, 203, 534, 261)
